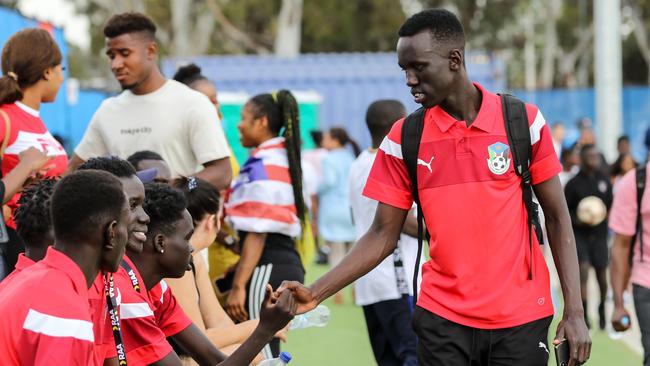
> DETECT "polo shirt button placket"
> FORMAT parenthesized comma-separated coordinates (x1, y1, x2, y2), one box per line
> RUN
(456, 125, 471, 158)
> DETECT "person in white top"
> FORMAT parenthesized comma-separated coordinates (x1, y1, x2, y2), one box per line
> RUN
(348, 100, 421, 366)
(68, 13, 232, 189)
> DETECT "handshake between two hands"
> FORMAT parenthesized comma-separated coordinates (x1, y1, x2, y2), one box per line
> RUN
(257, 281, 317, 335)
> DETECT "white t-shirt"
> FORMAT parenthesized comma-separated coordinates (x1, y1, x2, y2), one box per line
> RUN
(348, 149, 422, 306)
(75, 80, 230, 177)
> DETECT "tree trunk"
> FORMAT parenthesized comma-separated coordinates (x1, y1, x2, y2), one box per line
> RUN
(205, 0, 271, 54)
(539, 0, 560, 89)
(274, 0, 303, 57)
(626, 0, 650, 84)
(524, 13, 536, 91)
(557, 25, 593, 88)
(171, 0, 191, 56)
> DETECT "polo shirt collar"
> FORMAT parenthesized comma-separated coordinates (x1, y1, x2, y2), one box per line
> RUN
(14, 253, 35, 271)
(42, 247, 91, 292)
(429, 82, 497, 133)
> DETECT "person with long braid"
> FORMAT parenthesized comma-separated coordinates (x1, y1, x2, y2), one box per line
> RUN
(225, 90, 307, 359)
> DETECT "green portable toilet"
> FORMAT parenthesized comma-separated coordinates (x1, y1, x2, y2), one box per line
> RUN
(219, 91, 322, 166)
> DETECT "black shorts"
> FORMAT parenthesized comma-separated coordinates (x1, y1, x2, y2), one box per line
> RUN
(576, 238, 608, 270)
(362, 295, 418, 366)
(412, 306, 552, 366)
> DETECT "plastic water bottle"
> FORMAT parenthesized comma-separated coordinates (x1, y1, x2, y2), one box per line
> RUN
(258, 351, 292, 365)
(289, 304, 330, 330)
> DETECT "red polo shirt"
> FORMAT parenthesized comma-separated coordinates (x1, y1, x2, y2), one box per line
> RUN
(3, 255, 117, 366)
(0, 247, 95, 365)
(2, 253, 35, 283)
(116, 255, 192, 365)
(363, 83, 561, 329)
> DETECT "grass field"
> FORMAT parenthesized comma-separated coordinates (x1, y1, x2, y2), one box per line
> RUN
(283, 263, 642, 365)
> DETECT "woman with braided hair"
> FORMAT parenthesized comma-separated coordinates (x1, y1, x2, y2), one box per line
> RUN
(225, 90, 307, 359)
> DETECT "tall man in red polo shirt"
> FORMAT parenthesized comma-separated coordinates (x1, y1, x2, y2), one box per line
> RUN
(0, 170, 130, 365)
(279, 9, 590, 366)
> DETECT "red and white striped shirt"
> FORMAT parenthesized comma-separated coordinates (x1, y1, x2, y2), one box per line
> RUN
(226, 137, 301, 237)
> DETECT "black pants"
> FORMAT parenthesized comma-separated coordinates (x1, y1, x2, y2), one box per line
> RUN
(362, 295, 418, 366)
(246, 262, 304, 359)
(412, 306, 552, 366)
(634, 284, 650, 366)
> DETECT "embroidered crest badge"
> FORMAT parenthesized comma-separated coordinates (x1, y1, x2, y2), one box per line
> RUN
(487, 142, 511, 175)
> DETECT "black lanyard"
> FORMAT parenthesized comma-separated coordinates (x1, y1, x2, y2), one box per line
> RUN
(120, 260, 141, 292)
(103, 272, 128, 365)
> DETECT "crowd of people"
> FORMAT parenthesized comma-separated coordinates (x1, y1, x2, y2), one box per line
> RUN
(2, 6, 650, 366)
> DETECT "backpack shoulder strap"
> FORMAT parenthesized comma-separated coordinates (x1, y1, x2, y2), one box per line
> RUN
(401, 107, 426, 205)
(500, 94, 531, 177)
(400, 107, 426, 305)
(500, 93, 542, 280)
(636, 166, 647, 263)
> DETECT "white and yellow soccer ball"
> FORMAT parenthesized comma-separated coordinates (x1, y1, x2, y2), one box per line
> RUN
(577, 196, 607, 226)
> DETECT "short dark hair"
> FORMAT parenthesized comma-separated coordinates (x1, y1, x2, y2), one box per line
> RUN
(51, 170, 126, 243)
(366, 100, 406, 143)
(398, 8, 465, 47)
(172, 177, 220, 224)
(143, 183, 187, 236)
(173, 64, 208, 87)
(103, 12, 156, 40)
(127, 150, 164, 171)
(15, 178, 58, 249)
(580, 143, 597, 158)
(618, 135, 630, 144)
(78, 156, 136, 178)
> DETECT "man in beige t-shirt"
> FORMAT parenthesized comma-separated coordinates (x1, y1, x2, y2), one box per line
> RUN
(69, 13, 232, 189)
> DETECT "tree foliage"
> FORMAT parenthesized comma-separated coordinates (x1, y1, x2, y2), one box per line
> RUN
(60, 0, 650, 88)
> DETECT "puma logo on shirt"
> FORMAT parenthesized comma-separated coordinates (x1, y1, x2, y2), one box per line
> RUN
(417, 156, 435, 173)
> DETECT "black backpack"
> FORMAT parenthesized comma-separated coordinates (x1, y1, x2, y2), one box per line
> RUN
(634, 166, 646, 263)
(401, 94, 543, 304)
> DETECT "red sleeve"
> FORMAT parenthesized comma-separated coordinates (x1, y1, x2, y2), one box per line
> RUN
(153, 281, 193, 337)
(116, 271, 173, 366)
(526, 105, 562, 185)
(362, 118, 414, 210)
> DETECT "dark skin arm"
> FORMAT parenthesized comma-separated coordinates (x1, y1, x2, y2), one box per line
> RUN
(402, 207, 420, 238)
(66, 154, 85, 175)
(534, 176, 591, 366)
(278, 203, 407, 313)
(226, 232, 266, 322)
(218, 286, 297, 366)
(195, 158, 232, 190)
(147, 287, 297, 366)
(167, 323, 228, 366)
(610, 233, 633, 332)
(103, 357, 118, 366)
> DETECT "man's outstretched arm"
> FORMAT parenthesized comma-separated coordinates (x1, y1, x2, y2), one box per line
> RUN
(534, 176, 591, 365)
(279, 202, 408, 313)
